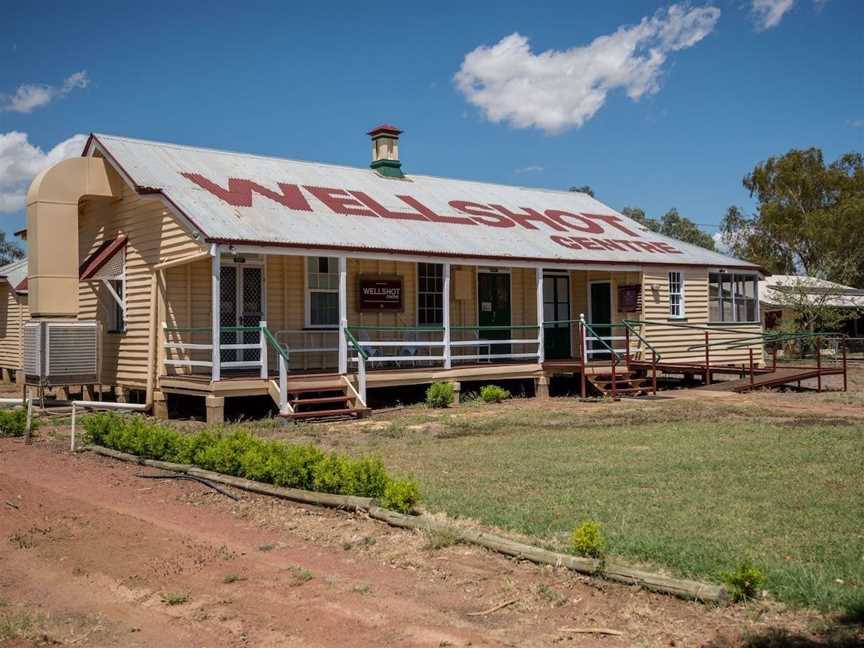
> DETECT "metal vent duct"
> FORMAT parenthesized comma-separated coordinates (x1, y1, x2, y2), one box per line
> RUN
(23, 320, 100, 386)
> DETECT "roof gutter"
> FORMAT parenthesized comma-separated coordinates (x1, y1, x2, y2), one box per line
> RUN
(206, 236, 764, 272)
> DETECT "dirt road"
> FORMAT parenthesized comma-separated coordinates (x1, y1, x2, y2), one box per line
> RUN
(0, 438, 826, 647)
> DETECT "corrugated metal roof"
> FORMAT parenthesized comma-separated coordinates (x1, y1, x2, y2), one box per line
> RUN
(760, 275, 864, 308)
(88, 134, 759, 270)
(0, 258, 28, 294)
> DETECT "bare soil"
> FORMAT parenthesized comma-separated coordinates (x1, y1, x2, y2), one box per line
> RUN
(0, 437, 847, 648)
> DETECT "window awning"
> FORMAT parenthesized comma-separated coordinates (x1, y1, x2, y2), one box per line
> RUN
(80, 235, 127, 280)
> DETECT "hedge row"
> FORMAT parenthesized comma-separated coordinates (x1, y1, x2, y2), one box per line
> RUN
(81, 413, 419, 512)
(0, 409, 36, 437)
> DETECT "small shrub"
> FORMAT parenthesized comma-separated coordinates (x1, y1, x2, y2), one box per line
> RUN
(272, 443, 321, 490)
(721, 560, 766, 602)
(312, 454, 353, 494)
(381, 478, 420, 513)
(161, 592, 189, 606)
(0, 409, 36, 437)
(79, 413, 416, 512)
(570, 519, 606, 560)
(286, 566, 313, 586)
(425, 382, 454, 408)
(348, 456, 390, 499)
(479, 384, 510, 403)
(222, 573, 245, 584)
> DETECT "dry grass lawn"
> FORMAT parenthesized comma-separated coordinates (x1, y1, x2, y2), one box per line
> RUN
(261, 370, 864, 614)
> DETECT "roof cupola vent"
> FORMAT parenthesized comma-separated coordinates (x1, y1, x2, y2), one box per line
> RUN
(367, 124, 404, 178)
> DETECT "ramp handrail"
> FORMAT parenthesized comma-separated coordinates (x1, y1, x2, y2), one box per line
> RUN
(621, 320, 661, 363)
(261, 325, 293, 415)
(344, 328, 369, 405)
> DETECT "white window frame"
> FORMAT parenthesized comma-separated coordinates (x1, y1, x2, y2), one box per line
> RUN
(668, 271, 685, 319)
(708, 271, 760, 324)
(100, 248, 126, 333)
(304, 256, 340, 329)
(416, 262, 444, 327)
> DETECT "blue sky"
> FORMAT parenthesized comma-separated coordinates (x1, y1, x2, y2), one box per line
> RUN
(1, 0, 861, 243)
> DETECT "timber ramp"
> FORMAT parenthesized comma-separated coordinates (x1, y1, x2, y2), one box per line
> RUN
(696, 366, 845, 393)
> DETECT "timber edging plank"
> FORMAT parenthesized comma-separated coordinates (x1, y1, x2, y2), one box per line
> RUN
(86, 444, 727, 603)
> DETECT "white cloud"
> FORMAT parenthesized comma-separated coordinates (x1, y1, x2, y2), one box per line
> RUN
(514, 165, 544, 174)
(0, 131, 88, 213)
(1, 71, 90, 114)
(750, 0, 795, 30)
(454, 4, 720, 134)
(712, 231, 729, 253)
(750, 0, 827, 30)
(848, 119, 864, 128)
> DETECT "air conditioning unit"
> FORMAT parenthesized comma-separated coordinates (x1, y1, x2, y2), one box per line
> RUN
(23, 320, 100, 386)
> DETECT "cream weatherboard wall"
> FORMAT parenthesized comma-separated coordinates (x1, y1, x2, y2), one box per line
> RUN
(0, 285, 28, 374)
(77, 173, 205, 390)
(640, 266, 763, 365)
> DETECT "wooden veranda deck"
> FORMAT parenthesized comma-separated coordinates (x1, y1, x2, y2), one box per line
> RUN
(157, 358, 632, 399)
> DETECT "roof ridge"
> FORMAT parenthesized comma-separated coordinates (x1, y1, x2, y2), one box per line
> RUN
(91, 133, 597, 198)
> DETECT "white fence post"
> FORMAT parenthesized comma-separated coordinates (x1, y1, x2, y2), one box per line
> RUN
(211, 245, 221, 382)
(443, 262, 451, 369)
(580, 312, 588, 359)
(338, 256, 348, 375)
(24, 398, 33, 445)
(71, 402, 77, 451)
(536, 267, 545, 364)
(259, 320, 268, 379)
(358, 354, 367, 403)
(278, 353, 288, 414)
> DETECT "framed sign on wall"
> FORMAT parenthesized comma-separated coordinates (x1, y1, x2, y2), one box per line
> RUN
(618, 284, 641, 312)
(358, 276, 403, 311)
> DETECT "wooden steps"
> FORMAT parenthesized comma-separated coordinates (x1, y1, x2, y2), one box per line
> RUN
(282, 381, 368, 421)
(586, 370, 650, 397)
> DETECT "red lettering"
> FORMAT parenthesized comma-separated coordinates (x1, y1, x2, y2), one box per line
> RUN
(350, 191, 428, 221)
(595, 238, 627, 251)
(544, 210, 604, 234)
(449, 201, 515, 228)
(550, 235, 582, 249)
(582, 213, 641, 237)
(304, 186, 376, 217)
(490, 205, 567, 232)
(182, 173, 312, 211)
(571, 237, 604, 251)
(614, 239, 643, 251)
(633, 241, 659, 252)
(653, 241, 683, 254)
(398, 196, 474, 225)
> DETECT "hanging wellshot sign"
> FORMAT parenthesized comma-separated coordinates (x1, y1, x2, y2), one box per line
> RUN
(358, 276, 403, 311)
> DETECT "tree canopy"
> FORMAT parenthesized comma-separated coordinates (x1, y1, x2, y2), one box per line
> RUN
(720, 148, 864, 285)
(568, 185, 595, 197)
(0, 231, 24, 266)
(620, 206, 716, 251)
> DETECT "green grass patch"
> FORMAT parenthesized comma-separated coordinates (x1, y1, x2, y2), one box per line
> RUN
(285, 400, 864, 611)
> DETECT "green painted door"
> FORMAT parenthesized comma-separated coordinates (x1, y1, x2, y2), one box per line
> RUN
(478, 272, 511, 358)
(543, 274, 571, 359)
(589, 282, 612, 360)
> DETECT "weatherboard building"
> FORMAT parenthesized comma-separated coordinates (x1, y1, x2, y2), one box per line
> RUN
(21, 125, 765, 420)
